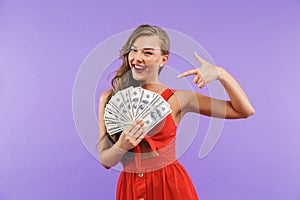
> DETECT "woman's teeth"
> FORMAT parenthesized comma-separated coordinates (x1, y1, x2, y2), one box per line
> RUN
(134, 65, 146, 70)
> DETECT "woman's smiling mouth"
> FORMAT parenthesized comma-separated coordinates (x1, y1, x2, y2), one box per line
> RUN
(132, 64, 147, 72)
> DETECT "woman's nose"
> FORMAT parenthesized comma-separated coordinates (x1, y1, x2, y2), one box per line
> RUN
(134, 51, 143, 62)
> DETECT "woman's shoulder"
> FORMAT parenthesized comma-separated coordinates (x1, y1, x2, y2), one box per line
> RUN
(99, 89, 113, 104)
(173, 89, 196, 96)
(172, 89, 203, 103)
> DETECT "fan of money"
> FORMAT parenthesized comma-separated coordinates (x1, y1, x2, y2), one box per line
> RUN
(104, 86, 172, 135)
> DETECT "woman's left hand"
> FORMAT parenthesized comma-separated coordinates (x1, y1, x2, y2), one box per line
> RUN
(177, 52, 222, 88)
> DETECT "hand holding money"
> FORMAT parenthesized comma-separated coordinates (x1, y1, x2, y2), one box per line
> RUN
(115, 119, 147, 151)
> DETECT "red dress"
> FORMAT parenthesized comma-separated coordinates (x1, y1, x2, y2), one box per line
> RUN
(116, 89, 199, 200)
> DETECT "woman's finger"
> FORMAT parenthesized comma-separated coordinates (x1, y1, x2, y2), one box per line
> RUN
(123, 124, 134, 135)
(124, 120, 141, 135)
(198, 81, 205, 88)
(128, 120, 144, 135)
(193, 75, 199, 84)
(177, 69, 197, 78)
(130, 124, 142, 137)
(132, 122, 145, 138)
(135, 129, 147, 142)
(194, 52, 206, 64)
(197, 76, 203, 83)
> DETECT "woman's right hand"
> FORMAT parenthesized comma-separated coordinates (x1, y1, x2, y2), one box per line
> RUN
(115, 120, 146, 151)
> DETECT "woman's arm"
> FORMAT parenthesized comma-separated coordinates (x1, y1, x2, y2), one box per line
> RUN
(217, 67, 255, 118)
(97, 89, 146, 169)
(177, 53, 255, 119)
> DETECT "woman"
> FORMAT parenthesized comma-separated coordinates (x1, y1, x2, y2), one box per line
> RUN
(97, 24, 255, 200)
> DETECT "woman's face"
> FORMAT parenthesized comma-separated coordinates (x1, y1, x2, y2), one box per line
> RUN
(128, 35, 168, 83)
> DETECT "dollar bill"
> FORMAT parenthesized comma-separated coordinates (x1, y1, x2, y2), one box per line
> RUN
(120, 88, 134, 120)
(135, 89, 159, 119)
(104, 104, 129, 122)
(142, 100, 172, 133)
(128, 87, 142, 119)
(108, 91, 132, 121)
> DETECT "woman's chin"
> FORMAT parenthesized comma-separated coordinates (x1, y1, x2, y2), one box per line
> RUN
(132, 75, 145, 82)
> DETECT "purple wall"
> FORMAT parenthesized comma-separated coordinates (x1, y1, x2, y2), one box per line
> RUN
(1, 0, 300, 199)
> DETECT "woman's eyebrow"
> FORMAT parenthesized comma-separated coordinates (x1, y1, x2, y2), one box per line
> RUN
(143, 48, 156, 50)
(131, 45, 159, 50)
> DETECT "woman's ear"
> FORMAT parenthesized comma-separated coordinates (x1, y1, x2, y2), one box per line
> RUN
(161, 54, 169, 66)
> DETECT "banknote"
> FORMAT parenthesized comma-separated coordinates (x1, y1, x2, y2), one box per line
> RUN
(141, 101, 172, 132)
(135, 89, 160, 119)
(128, 87, 142, 118)
(104, 104, 128, 122)
(108, 91, 131, 121)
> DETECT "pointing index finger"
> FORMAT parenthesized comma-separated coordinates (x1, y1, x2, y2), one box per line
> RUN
(177, 69, 197, 78)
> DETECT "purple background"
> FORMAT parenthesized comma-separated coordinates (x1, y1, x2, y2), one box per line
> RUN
(1, 0, 300, 199)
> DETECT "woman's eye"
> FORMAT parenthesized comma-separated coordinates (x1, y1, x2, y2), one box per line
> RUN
(144, 51, 153, 55)
(130, 49, 137, 52)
